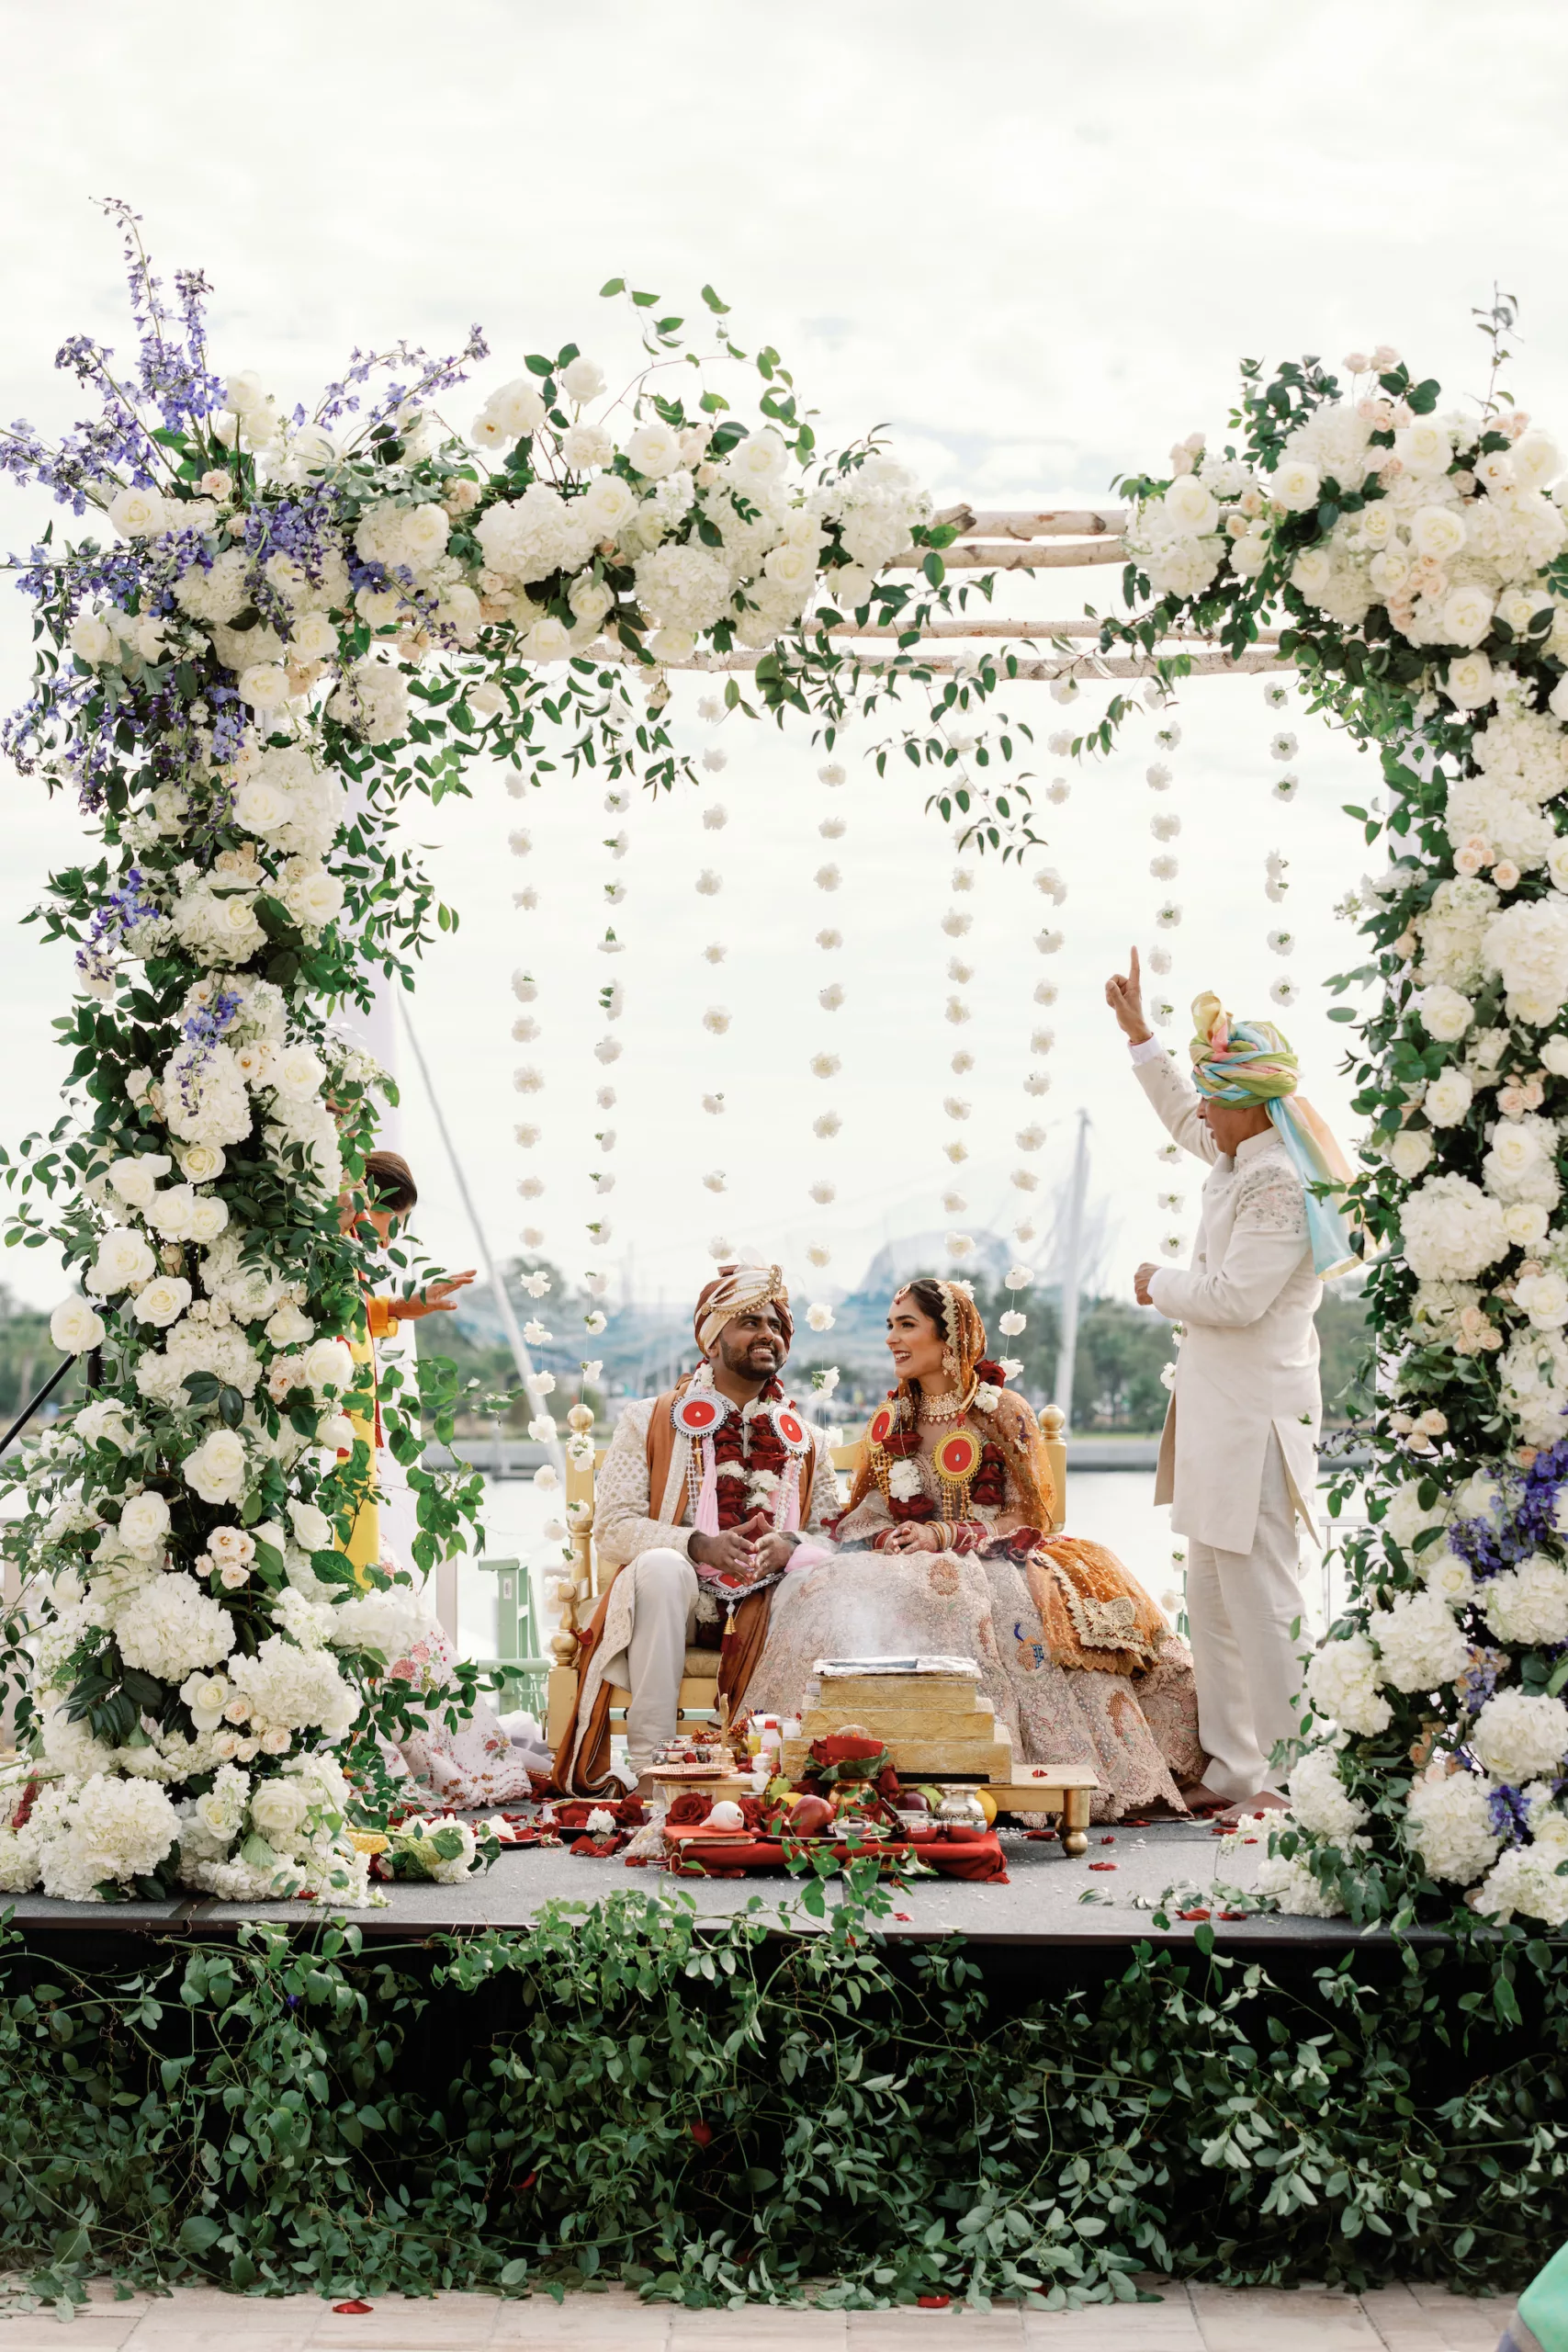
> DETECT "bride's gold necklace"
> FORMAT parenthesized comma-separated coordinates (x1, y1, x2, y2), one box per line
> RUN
(916, 1387, 965, 1424)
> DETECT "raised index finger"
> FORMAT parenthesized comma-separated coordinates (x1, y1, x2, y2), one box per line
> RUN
(1130, 944, 1141, 989)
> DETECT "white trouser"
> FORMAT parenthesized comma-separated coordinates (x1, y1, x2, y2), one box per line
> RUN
(623, 1547, 699, 1772)
(1183, 1434, 1306, 1803)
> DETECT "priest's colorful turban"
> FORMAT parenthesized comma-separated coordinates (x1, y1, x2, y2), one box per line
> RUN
(694, 1263, 794, 1355)
(1189, 991, 1360, 1280)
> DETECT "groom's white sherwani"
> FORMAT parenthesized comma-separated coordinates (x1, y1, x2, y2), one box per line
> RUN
(1131, 1038, 1323, 1799)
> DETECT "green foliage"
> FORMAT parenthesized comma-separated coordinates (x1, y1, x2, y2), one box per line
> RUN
(0, 1890, 1561, 2312)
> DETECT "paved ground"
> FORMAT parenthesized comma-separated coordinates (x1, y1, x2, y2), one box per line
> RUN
(0, 1821, 1337, 1945)
(0, 2278, 1514, 2348)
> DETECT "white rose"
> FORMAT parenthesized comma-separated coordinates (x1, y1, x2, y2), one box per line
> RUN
(69, 613, 118, 664)
(626, 421, 682, 480)
(107, 484, 169, 538)
(726, 428, 789, 488)
(132, 1275, 192, 1329)
(1514, 435, 1562, 492)
(250, 1778, 310, 1840)
(1423, 1069, 1473, 1127)
(107, 1154, 171, 1208)
(763, 540, 817, 590)
(1517, 1272, 1568, 1329)
(479, 379, 547, 439)
(302, 1338, 355, 1395)
(288, 1500, 333, 1553)
(175, 1143, 225, 1184)
(1394, 421, 1452, 476)
(183, 1427, 249, 1506)
(1289, 548, 1333, 599)
(50, 1297, 106, 1352)
(560, 422, 613, 469)
(579, 474, 637, 536)
(561, 356, 606, 404)
(232, 777, 292, 834)
(401, 503, 450, 563)
(1411, 505, 1468, 561)
(288, 869, 344, 926)
(1384, 1130, 1433, 1182)
(118, 1490, 171, 1552)
(86, 1227, 157, 1296)
(145, 1184, 197, 1238)
(288, 610, 337, 662)
(1505, 1200, 1551, 1244)
(1163, 475, 1219, 535)
(239, 663, 291, 710)
(186, 1198, 229, 1244)
(522, 616, 571, 660)
(269, 1045, 326, 1101)
(1418, 984, 1474, 1043)
(1442, 583, 1495, 649)
(1270, 458, 1320, 512)
(265, 1303, 315, 1348)
(1443, 651, 1495, 710)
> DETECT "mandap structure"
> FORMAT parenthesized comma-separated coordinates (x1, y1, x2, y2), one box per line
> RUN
(0, 206, 1564, 1936)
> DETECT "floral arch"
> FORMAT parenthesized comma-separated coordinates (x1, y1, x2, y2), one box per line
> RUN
(0, 209, 1560, 1931)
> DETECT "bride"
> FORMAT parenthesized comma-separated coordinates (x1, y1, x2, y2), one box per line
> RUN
(742, 1278, 1204, 1821)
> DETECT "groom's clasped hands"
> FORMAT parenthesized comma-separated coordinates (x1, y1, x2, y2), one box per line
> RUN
(689, 1508, 793, 1584)
(1105, 945, 1161, 1307)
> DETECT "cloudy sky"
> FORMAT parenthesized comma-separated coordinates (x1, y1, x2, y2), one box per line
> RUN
(0, 0, 1564, 1334)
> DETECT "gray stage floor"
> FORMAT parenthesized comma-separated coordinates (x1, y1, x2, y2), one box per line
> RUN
(0, 1819, 1417, 1944)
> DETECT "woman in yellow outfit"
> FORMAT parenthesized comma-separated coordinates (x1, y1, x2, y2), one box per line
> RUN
(337, 1150, 476, 1582)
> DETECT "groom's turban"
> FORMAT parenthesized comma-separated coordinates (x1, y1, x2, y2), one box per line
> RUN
(1186, 989, 1361, 1281)
(1188, 990, 1300, 1104)
(694, 1263, 793, 1355)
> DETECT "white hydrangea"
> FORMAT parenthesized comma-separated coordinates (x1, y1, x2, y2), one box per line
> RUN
(327, 659, 409, 746)
(1254, 1848, 1350, 1917)
(161, 1039, 253, 1149)
(1305, 1631, 1393, 1736)
(1480, 1553, 1568, 1646)
(1472, 1834, 1568, 1928)
(35, 1774, 181, 1903)
(1415, 876, 1500, 992)
(1366, 1589, 1471, 1693)
(1484, 897, 1568, 1025)
(115, 1573, 235, 1681)
(474, 483, 595, 584)
(228, 1634, 357, 1736)
(1399, 1173, 1509, 1282)
(135, 1317, 261, 1408)
(1382, 1478, 1450, 1552)
(1404, 1766, 1503, 1884)
(1285, 1745, 1370, 1839)
(1500, 1325, 1568, 1445)
(1471, 1688, 1568, 1783)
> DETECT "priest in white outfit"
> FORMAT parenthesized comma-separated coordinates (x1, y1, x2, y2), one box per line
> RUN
(1106, 953, 1359, 1816)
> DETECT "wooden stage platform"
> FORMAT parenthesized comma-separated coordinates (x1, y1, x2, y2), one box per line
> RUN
(0, 1820, 1440, 1950)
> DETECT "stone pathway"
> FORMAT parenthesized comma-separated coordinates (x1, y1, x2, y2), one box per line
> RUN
(0, 2278, 1512, 2348)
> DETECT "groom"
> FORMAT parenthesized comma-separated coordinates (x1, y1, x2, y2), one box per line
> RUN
(1106, 951, 1355, 1817)
(551, 1261, 841, 1795)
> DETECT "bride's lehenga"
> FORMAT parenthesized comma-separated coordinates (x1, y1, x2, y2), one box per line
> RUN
(743, 1386, 1204, 1822)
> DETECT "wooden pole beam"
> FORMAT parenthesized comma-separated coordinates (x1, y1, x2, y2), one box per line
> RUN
(888, 540, 1126, 571)
(594, 642, 1293, 682)
(820, 617, 1284, 646)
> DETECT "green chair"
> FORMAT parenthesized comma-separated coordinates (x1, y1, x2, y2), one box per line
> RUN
(468, 1556, 550, 1723)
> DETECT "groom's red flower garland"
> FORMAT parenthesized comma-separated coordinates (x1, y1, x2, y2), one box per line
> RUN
(711, 1378, 790, 1530)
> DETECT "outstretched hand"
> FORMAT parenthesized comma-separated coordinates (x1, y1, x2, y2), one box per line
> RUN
(389, 1270, 478, 1320)
(1105, 946, 1152, 1045)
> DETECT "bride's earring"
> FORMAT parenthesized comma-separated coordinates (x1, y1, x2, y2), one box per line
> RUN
(942, 1347, 958, 1375)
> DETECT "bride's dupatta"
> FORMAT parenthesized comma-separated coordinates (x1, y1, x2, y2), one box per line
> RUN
(1023, 1537, 1171, 1678)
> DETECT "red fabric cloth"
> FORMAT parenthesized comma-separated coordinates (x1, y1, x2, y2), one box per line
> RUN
(665, 1829, 1009, 1883)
